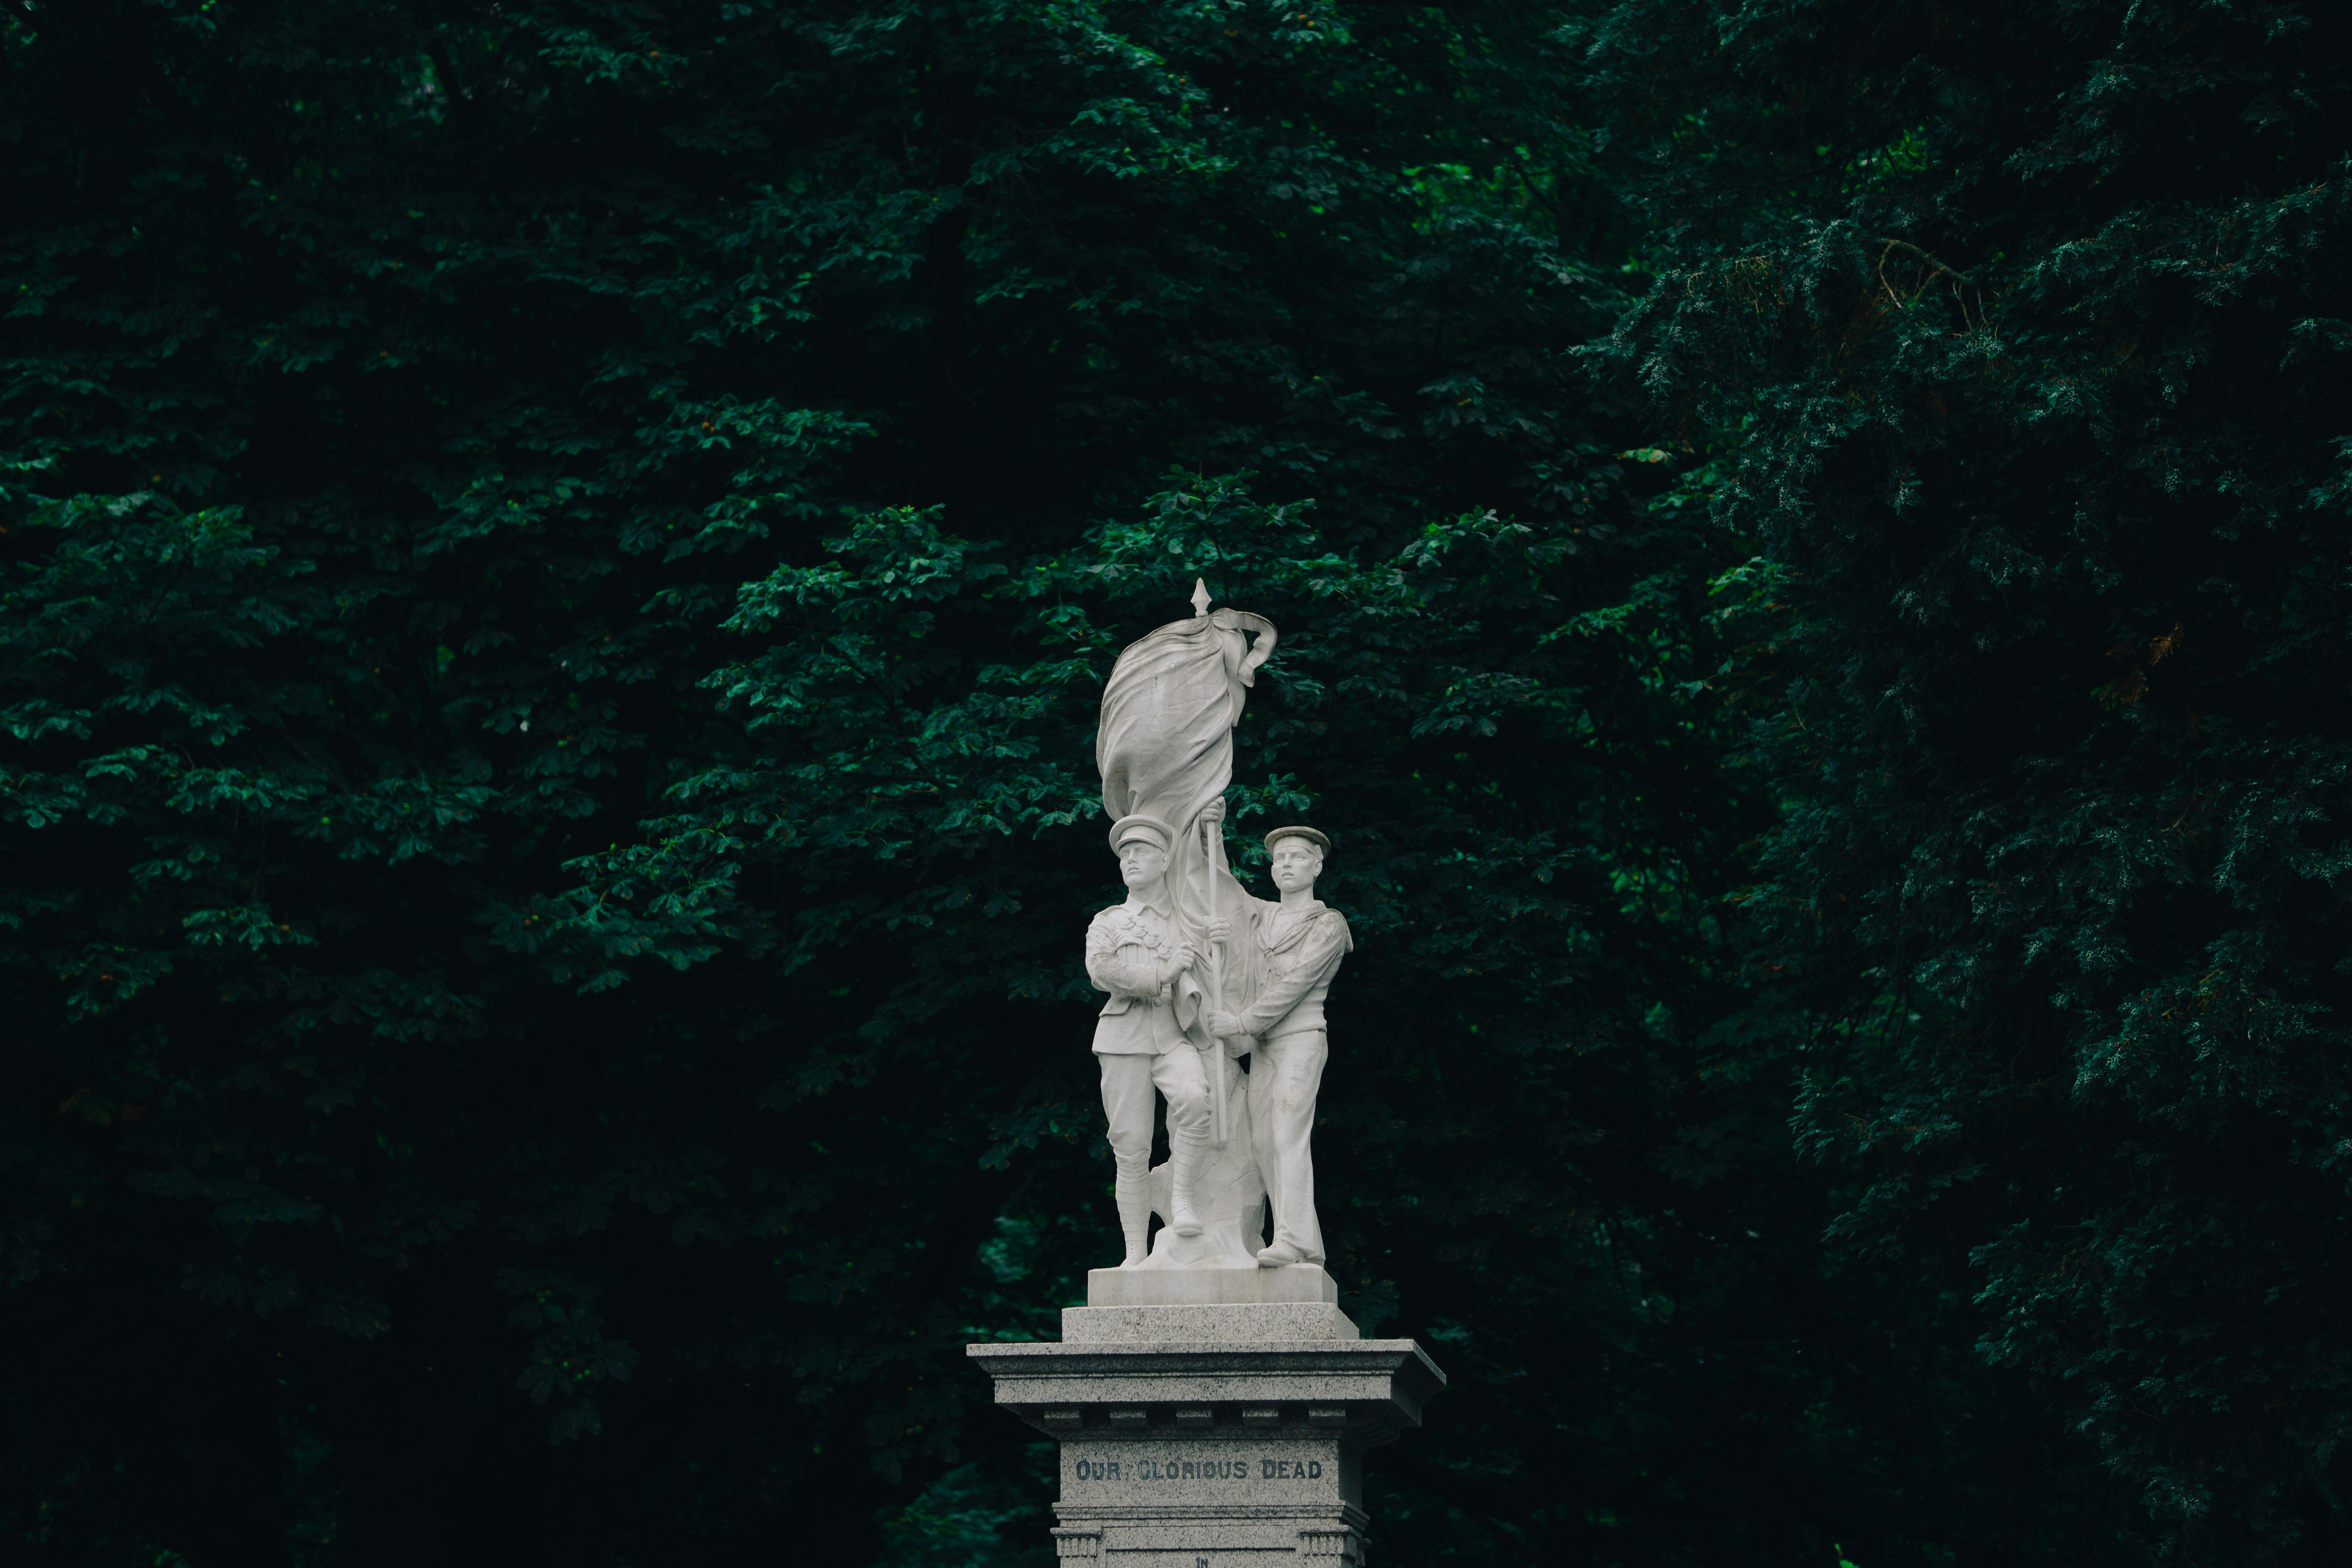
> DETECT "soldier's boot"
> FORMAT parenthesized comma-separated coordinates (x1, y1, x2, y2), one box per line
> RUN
(1114, 1173, 1153, 1266)
(1168, 1134, 1206, 1238)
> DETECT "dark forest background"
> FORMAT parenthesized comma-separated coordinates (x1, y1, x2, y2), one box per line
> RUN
(4, 2, 2349, 1564)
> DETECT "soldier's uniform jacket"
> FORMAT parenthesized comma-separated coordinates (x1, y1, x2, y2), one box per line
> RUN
(1233, 899, 1352, 1041)
(1086, 900, 1195, 1055)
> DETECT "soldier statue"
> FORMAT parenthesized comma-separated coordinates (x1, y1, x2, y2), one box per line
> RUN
(1085, 813, 1213, 1265)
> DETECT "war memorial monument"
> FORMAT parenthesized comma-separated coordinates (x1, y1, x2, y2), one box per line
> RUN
(967, 584, 1446, 1567)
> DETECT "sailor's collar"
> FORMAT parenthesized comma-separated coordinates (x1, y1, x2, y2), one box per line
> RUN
(1260, 899, 1330, 944)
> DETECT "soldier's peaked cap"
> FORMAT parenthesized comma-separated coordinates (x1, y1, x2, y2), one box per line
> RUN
(1108, 814, 1176, 853)
(1263, 825, 1332, 857)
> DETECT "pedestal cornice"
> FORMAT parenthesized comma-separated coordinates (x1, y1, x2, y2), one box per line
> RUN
(965, 1338, 1445, 1449)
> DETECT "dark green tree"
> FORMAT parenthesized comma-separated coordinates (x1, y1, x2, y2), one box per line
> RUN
(2, 2, 2154, 1566)
(1590, 0, 2352, 1558)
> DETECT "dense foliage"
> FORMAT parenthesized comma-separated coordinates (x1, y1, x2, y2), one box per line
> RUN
(1590, 0, 2352, 1558)
(3, 1, 2343, 1566)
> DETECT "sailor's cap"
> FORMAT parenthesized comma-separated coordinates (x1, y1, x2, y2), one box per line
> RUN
(1108, 814, 1177, 853)
(1263, 825, 1331, 857)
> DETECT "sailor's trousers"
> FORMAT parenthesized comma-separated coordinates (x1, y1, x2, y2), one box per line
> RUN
(1246, 1029, 1327, 1262)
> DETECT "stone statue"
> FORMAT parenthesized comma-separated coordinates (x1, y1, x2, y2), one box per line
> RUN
(1206, 820, 1350, 1268)
(1085, 814, 1212, 1262)
(976, 591, 1421, 1568)
(1088, 581, 1348, 1273)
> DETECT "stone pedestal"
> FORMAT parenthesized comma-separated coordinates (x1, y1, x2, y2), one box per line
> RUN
(967, 1273, 1444, 1567)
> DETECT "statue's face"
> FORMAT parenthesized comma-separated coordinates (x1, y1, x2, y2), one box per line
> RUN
(1119, 839, 1169, 888)
(1268, 839, 1323, 894)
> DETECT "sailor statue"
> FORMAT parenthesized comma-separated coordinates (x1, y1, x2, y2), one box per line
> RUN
(1206, 817, 1349, 1268)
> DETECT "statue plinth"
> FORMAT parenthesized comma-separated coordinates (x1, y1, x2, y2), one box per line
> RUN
(967, 1304, 1444, 1568)
(1085, 1260, 1336, 1308)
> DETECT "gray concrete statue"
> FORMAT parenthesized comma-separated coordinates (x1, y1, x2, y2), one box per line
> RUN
(977, 583, 1429, 1568)
(1206, 818, 1350, 1268)
(1085, 813, 1212, 1262)
(1088, 581, 1278, 1269)
(1087, 580, 1352, 1275)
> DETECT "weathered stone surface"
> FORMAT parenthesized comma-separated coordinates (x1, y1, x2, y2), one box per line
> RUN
(979, 585, 1437, 1565)
(1132, 1087, 1267, 1270)
(1061, 1302, 1360, 1344)
(1085, 588, 1347, 1277)
(967, 1334, 1443, 1566)
(1086, 1261, 1337, 1308)
(969, 1339, 1442, 1432)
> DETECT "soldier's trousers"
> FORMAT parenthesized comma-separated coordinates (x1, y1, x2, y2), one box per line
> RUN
(1248, 1029, 1327, 1263)
(1099, 1046, 1211, 1181)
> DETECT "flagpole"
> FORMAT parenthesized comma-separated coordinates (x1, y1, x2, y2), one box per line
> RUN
(1202, 812, 1231, 1148)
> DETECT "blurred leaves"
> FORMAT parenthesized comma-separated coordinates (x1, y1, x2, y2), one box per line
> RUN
(1591, 0, 2352, 1557)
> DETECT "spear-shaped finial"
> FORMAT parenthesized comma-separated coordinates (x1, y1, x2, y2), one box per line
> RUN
(1191, 577, 1212, 617)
